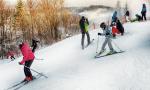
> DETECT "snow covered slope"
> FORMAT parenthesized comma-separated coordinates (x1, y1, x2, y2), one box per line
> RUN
(0, 21, 150, 90)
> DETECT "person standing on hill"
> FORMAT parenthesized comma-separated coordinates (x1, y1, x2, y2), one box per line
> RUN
(31, 38, 39, 53)
(116, 19, 124, 35)
(79, 16, 91, 49)
(141, 3, 147, 21)
(111, 11, 118, 25)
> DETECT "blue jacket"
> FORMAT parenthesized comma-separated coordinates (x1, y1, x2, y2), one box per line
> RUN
(142, 7, 146, 12)
(101, 26, 112, 38)
(141, 5, 147, 13)
(112, 11, 117, 22)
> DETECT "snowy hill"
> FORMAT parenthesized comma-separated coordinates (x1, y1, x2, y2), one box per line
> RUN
(0, 21, 150, 90)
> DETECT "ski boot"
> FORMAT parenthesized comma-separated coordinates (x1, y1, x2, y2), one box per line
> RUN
(98, 49, 106, 55)
(23, 76, 33, 82)
(107, 50, 117, 55)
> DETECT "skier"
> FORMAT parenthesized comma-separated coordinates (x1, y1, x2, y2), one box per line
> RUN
(18, 41, 35, 82)
(31, 38, 39, 53)
(79, 16, 91, 49)
(116, 19, 124, 35)
(97, 22, 116, 55)
(112, 23, 120, 37)
(141, 3, 147, 21)
(111, 11, 118, 25)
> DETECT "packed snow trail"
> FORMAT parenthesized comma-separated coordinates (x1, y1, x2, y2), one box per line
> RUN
(1, 21, 150, 90)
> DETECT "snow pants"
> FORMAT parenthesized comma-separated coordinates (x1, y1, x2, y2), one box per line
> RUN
(101, 37, 114, 51)
(24, 60, 33, 77)
(141, 12, 147, 21)
(81, 32, 90, 47)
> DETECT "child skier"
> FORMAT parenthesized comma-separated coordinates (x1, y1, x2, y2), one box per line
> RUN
(116, 19, 124, 36)
(97, 22, 116, 55)
(112, 24, 120, 37)
(18, 41, 35, 82)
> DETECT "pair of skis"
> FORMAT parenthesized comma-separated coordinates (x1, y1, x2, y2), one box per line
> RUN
(95, 50, 125, 58)
(5, 73, 44, 90)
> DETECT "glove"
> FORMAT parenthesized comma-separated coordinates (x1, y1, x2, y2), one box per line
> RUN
(98, 33, 102, 35)
(18, 62, 23, 65)
(106, 33, 110, 35)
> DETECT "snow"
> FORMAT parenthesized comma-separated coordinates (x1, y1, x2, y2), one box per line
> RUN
(1, 3, 150, 90)
(0, 20, 150, 90)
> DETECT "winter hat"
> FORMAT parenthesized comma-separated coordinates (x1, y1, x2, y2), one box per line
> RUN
(100, 22, 106, 29)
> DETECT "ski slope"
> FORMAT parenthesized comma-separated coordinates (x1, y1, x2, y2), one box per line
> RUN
(0, 21, 150, 90)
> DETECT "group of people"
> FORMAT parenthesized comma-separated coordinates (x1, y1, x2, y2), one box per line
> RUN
(17, 3, 148, 82)
(79, 15, 118, 54)
(126, 3, 147, 22)
(79, 11, 125, 55)
(79, 3, 148, 55)
(111, 11, 125, 37)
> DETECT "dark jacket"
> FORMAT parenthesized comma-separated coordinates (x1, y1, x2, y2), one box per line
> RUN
(141, 4, 147, 13)
(112, 11, 118, 23)
(79, 17, 89, 33)
(116, 20, 124, 34)
(31, 39, 39, 52)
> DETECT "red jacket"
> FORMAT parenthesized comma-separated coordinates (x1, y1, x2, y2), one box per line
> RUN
(20, 42, 35, 64)
(112, 26, 120, 34)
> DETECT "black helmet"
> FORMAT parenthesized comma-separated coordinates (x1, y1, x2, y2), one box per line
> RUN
(100, 22, 106, 29)
(81, 16, 85, 19)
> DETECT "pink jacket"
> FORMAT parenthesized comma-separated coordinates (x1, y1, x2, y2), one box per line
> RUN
(20, 42, 35, 64)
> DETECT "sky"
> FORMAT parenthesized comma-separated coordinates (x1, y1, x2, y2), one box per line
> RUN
(5, 0, 149, 7)
(65, 0, 120, 7)
(4, 0, 150, 17)
(5, 0, 126, 7)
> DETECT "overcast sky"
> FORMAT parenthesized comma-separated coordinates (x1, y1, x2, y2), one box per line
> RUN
(5, 0, 149, 8)
(65, 0, 118, 7)
(5, 0, 126, 7)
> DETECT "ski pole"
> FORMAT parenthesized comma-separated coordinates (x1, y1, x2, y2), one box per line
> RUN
(96, 35, 100, 53)
(112, 40, 122, 52)
(24, 65, 48, 78)
(35, 57, 44, 60)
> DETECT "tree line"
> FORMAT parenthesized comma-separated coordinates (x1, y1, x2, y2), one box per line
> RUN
(0, 0, 80, 59)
